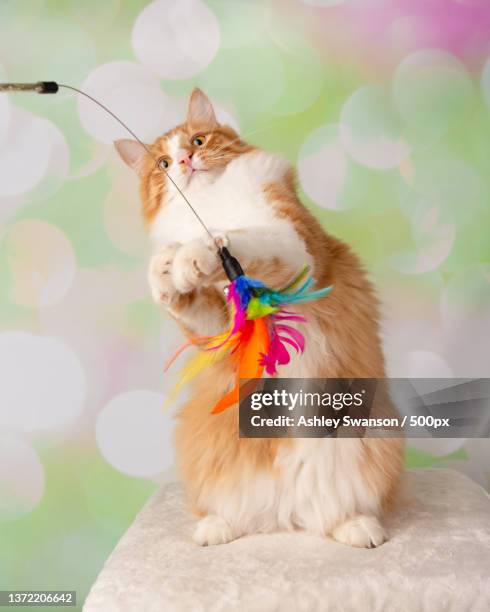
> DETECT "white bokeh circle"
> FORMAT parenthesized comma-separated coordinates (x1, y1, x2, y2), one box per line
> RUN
(439, 264, 490, 377)
(383, 315, 449, 379)
(401, 149, 486, 226)
(0, 332, 85, 432)
(298, 124, 349, 210)
(132, 0, 220, 80)
(96, 390, 173, 478)
(390, 199, 455, 274)
(5, 220, 76, 309)
(0, 108, 69, 198)
(103, 183, 146, 257)
(35, 120, 70, 200)
(0, 433, 45, 522)
(77, 61, 170, 143)
(339, 85, 410, 170)
(37, 265, 158, 416)
(393, 49, 474, 146)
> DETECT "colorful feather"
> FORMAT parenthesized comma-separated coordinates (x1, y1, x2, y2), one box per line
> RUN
(166, 266, 332, 413)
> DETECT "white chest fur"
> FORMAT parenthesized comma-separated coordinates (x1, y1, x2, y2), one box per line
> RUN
(200, 437, 380, 538)
(149, 151, 291, 248)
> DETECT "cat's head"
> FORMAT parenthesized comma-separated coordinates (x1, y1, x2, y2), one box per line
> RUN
(115, 88, 251, 225)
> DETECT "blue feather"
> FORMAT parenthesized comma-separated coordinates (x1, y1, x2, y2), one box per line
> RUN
(231, 270, 332, 312)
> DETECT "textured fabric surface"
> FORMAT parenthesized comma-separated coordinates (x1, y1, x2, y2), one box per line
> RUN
(84, 469, 490, 612)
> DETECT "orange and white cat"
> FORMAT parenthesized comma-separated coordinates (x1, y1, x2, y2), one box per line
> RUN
(115, 88, 404, 548)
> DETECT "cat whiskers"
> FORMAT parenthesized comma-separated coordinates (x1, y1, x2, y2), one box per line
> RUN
(196, 122, 279, 169)
(205, 150, 233, 161)
(211, 123, 275, 156)
(204, 152, 237, 167)
(199, 146, 236, 166)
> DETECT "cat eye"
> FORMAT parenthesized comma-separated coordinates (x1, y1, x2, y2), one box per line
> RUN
(158, 157, 169, 170)
(192, 135, 205, 146)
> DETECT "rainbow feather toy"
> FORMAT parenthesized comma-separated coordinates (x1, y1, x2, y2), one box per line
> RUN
(166, 266, 332, 414)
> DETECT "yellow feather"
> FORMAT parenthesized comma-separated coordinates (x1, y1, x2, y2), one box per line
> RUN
(163, 340, 235, 410)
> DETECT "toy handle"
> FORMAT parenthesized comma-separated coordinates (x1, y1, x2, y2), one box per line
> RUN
(218, 247, 244, 282)
(0, 81, 59, 93)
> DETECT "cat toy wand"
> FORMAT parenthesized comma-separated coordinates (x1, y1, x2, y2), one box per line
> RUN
(1, 81, 332, 413)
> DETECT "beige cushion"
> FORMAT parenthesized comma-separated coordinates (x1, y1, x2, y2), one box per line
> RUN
(84, 469, 490, 612)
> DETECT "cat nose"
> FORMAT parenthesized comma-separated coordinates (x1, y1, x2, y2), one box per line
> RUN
(178, 152, 193, 166)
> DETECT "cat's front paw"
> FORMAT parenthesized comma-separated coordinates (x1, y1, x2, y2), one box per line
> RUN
(331, 515, 387, 548)
(172, 238, 220, 293)
(193, 515, 235, 546)
(148, 242, 181, 306)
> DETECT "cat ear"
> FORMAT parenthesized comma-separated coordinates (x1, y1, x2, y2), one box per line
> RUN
(114, 139, 148, 177)
(187, 88, 218, 130)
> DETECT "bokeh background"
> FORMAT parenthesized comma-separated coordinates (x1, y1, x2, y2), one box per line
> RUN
(1, 0, 489, 606)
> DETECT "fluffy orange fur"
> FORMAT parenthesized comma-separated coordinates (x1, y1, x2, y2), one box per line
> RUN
(175, 237, 404, 517)
(116, 88, 404, 548)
